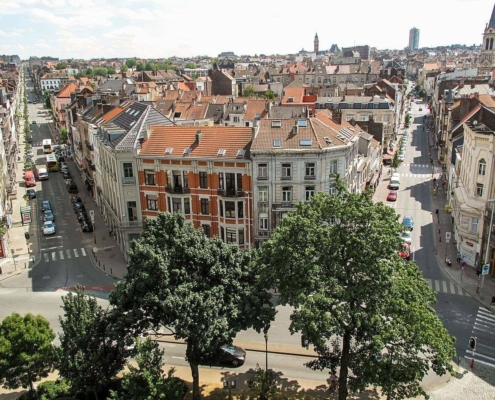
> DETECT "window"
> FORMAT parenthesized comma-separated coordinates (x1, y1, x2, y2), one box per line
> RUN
(476, 183, 484, 197)
(281, 163, 292, 179)
(479, 159, 486, 176)
(219, 200, 224, 217)
(147, 195, 158, 211)
(471, 217, 479, 233)
(258, 186, 268, 202)
(329, 160, 338, 175)
(233, 116, 240, 123)
(258, 163, 268, 179)
(259, 212, 268, 230)
(145, 170, 155, 185)
(199, 171, 208, 188)
(329, 182, 336, 195)
(184, 198, 190, 214)
(172, 198, 182, 213)
(225, 201, 236, 218)
(220, 226, 225, 241)
(123, 163, 133, 177)
(282, 186, 292, 202)
(201, 198, 209, 215)
(460, 215, 470, 231)
(219, 172, 224, 189)
(238, 201, 244, 218)
(237, 173, 243, 190)
(305, 162, 315, 177)
(226, 228, 237, 244)
(202, 224, 211, 237)
(305, 186, 315, 201)
(238, 229, 245, 245)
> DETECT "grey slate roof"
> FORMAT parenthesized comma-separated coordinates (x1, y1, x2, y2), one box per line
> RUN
(99, 79, 135, 93)
(269, 106, 308, 119)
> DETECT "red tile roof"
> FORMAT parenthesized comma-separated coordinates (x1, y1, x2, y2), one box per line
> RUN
(282, 87, 305, 104)
(140, 126, 253, 159)
(56, 82, 77, 98)
(100, 103, 131, 124)
(244, 100, 268, 120)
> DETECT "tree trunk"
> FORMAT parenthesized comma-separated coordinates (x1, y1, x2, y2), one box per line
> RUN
(94, 389, 99, 400)
(187, 342, 201, 400)
(338, 330, 351, 400)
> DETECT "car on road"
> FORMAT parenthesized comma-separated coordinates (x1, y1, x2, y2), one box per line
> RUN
(60, 163, 69, 173)
(26, 189, 36, 199)
(62, 170, 71, 179)
(43, 210, 55, 222)
(26, 150, 34, 157)
(216, 344, 246, 366)
(66, 179, 78, 194)
(398, 243, 411, 260)
(73, 203, 86, 213)
(43, 221, 56, 236)
(71, 196, 82, 204)
(80, 220, 94, 232)
(31, 120, 36, 124)
(387, 190, 398, 201)
(402, 216, 414, 231)
(41, 200, 52, 213)
(76, 211, 88, 222)
(400, 231, 412, 244)
(398, 153, 405, 161)
(419, 107, 423, 111)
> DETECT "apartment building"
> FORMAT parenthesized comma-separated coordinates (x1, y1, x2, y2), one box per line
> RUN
(137, 126, 254, 249)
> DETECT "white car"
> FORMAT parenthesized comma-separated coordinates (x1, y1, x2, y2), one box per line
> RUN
(400, 231, 412, 244)
(398, 153, 405, 161)
(43, 221, 56, 235)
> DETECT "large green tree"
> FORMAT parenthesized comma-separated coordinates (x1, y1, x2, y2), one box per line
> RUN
(0, 313, 56, 395)
(243, 85, 255, 97)
(58, 286, 126, 400)
(126, 58, 137, 69)
(110, 212, 275, 400)
(259, 185, 455, 400)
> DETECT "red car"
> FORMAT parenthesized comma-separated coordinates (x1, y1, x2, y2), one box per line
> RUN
(387, 190, 398, 201)
(399, 243, 411, 260)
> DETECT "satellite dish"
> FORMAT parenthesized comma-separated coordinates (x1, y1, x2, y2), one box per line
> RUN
(473, 120, 478, 125)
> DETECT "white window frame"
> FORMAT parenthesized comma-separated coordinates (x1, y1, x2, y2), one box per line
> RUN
(329, 160, 338, 175)
(460, 215, 470, 231)
(259, 213, 268, 230)
(305, 162, 315, 177)
(258, 186, 268, 202)
(479, 159, 486, 176)
(282, 186, 292, 202)
(476, 183, 484, 197)
(281, 163, 292, 179)
(471, 217, 479, 233)
(305, 186, 315, 201)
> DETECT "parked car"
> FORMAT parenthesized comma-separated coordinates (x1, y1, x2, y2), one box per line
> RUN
(26, 150, 34, 157)
(62, 171, 71, 179)
(216, 345, 246, 366)
(387, 190, 398, 202)
(71, 196, 83, 204)
(76, 211, 88, 222)
(58, 156, 65, 163)
(80, 220, 94, 232)
(43, 221, 56, 236)
(31, 120, 36, 124)
(73, 203, 86, 213)
(41, 200, 52, 213)
(402, 216, 414, 231)
(400, 231, 412, 244)
(26, 189, 36, 199)
(60, 163, 69, 173)
(44, 210, 55, 222)
(66, 179, 78, 194)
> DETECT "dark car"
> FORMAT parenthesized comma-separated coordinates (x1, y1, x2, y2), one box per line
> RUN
(62, 171, 71, 180)
(76, 211, 88, 222)
(216, 345, 246, 366)
(71, 196, 82, 204)
(73, 203, 86, 213)
(26, 189, 36, 199)
(66, 179, 78, 194)
(41, 200, 52, 213)
(58, 156, 65, 163)
(80, 220, 94, 232)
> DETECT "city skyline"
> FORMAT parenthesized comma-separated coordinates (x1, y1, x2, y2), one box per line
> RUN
(0, 0, 493, 60)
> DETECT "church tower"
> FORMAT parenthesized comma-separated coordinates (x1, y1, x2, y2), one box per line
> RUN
(314, 33, 319, 53)
(479, 3, 495, 74)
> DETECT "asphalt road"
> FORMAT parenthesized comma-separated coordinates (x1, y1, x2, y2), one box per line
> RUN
(391, 100, 490, 366)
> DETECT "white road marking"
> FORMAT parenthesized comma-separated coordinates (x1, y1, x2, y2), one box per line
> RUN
(66, 250, 71, 259)
(76, 274, 83, 278)
(59, 251, 64, 260)
(435, 280, 440, 291)
(456, 284, 464, 296)
(51, 252, 56, 261)
(442, 281, 447, 293)
(74, 248, 79, 257)
(449, 281, 455, 294)
(43, 246, 63, 250)
(43, 253, 49, 262)
(427, 279, 433, 290)
(81, 248, 86, 256)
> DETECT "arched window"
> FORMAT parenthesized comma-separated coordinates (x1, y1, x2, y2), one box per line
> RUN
(486, 38, 490, 50)
(478, 158, 486, 176)
(490, 38, 494, 50)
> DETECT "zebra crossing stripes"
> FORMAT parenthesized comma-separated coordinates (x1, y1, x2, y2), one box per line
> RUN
(405, 163, 432, 168)
(426, 279, 466, 296)
(41, 248, 88, 262)
(465, 308, 495, 370)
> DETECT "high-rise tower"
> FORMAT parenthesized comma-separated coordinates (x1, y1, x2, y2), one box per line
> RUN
(479, 3, 495, 74)
(408, 28, 420, 51)
(314, 33, 319, 53)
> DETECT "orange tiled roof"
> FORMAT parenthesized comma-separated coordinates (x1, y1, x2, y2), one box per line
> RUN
(244, 100, 268, 120)
(173, 101, 209, 120)
(282, 87, 305, 103)
(100, 102, 132, 124)
(140, 126, 252, 159)
(477, 94, 495, 108)
(56, 82, 77, 98)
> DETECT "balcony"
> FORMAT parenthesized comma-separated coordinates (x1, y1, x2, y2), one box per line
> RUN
(304, 175, 316, 180)
(122, 176, 136, 185)
(280, 175, 292, 181)
(258, 231, 269, 237)
(118, 220, 143, 230)
(257, 175, 268, 181)
(165, 185, 190, 194)
(218, 187, 242, 197)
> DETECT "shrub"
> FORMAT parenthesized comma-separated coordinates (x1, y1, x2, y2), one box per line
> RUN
(36, 379, 72, 400)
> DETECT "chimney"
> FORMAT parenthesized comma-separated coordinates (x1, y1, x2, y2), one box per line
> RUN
(332, 109, 342, 125)
(471, 83, 476, 89)
(460, 95, 470, 119)
(459, 79, 464, 88)
(293, 121, 299, 135)
(195, 129, 203, 144)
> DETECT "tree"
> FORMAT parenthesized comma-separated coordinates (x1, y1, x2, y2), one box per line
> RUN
(126, 58, 137, 69)
(109, 338, 187, 400)
(184, 62, 196, 69)
(243, 85, 255, 97)
(120, 64, 128, 73)
(58, 285, 126, 400)
(44, 90, 51, 109)
(55, 62, 67, 70)
(85, 67, 94, 77)
(247, 364, 279, 400)
(136, 63, 144, 71)
(110, 212, 275, 400)
(107, 68, 117, 75)
(0, 313, 56, 395)
(392, 151, 401, 170)
(259, 184, 455, 400)
(70, 61, 78, 68)
(264, 90, 275, 99)
(59, 128, 68, 144)
(93, 67, 108, 77)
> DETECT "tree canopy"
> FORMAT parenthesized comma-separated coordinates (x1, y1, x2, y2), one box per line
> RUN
(243, 85, 255, 97)
(58, 286, 126, 400)
(110, 212, 275, 400)
(55, 62, 67, 70)
(184, 62, 196, 69)
(259, 183, 455, 400)
(0, 313, 55, 394)
(126, 58, 137, 68)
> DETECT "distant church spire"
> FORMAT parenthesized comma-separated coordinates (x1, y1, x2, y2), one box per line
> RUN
(314, 33, 319, 53)
(490, 3, 495, 29)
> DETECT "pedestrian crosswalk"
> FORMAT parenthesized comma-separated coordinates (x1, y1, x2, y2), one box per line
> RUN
(42, 248, 87, 262)
(404, 163, 432, 168)
(426, 279, 466, 296)
(465, 307, 495, 369)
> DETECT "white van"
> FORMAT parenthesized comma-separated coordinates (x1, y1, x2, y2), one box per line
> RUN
(37, 167, 49, 180)
(389, 173, 401, 190)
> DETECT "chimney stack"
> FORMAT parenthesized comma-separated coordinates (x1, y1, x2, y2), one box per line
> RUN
(293, 121, 299, 135)
(195, 129, 203, 144)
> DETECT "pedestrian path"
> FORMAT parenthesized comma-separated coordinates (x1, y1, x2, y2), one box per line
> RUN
(41, 247, 87, 262)
(465, 307, 495, 369)
(426, 278, 467, 296)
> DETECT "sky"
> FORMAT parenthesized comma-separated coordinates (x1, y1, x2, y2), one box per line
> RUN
(0, 0, 494, 60)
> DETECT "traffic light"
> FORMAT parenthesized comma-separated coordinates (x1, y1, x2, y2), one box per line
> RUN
(469, 337, 477, 350)
(24, 231, 30, 240)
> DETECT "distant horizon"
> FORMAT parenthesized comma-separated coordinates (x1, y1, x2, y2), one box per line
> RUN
(1, 0, 493, 60)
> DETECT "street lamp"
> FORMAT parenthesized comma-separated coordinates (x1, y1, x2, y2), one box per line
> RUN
(264, 333, 269, 372)
(480, 199, 495, 298)
(223, 380, 236, 400)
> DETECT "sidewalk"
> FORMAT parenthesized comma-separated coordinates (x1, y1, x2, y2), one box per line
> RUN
(46, 122, 128, 281)
(426, 126, 495, 310)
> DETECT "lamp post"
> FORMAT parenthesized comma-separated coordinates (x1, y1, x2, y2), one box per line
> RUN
(223, 380, 236, 400)
(480, 199, 495, 299)
(264, 333, 269, 372)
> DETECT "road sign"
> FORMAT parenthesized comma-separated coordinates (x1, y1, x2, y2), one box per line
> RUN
(482, 264, 490, 276)
(445, 232, 451, 243)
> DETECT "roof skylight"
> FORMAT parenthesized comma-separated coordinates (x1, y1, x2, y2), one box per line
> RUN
(217, 149, 226, 156)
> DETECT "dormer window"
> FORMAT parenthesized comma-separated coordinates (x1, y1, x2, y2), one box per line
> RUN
(164, 147, 174, 154)
(271, 120, 282, 128)
(273, 139, 281, 147)
(217, 149, 226, 156)
(183, 148, 192, 155)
